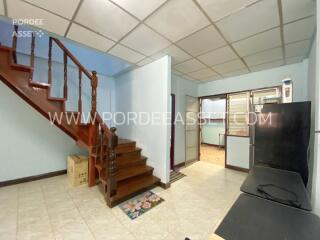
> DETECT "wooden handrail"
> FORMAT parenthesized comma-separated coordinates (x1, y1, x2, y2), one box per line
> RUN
(50, 37, 92, 80)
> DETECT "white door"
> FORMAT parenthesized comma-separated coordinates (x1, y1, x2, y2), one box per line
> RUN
(185, 96, 199, 165)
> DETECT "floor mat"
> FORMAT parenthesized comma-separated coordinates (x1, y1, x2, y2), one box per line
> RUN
(119, 191, 164, 220)
(170, 170, 186, 184)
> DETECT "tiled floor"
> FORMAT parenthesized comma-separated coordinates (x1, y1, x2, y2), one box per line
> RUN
(0, 162, 246, 240)
(200, 144, 225, 167)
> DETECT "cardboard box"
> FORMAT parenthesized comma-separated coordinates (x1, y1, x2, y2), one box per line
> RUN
(67, 155, 88, 186)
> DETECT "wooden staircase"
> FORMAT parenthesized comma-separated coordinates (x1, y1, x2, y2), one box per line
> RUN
(0, 26, 160, 207)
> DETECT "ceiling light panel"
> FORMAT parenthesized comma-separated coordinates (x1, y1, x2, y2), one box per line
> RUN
(232, 28, 282, 57)
(196, 0, 258, 22)
(7, 0, 69, 35)
(75, 0, 139, 41)
(145, 0, 210, 42)
(108, 44, 145, 63)
(249, 59, 284, 72)
(283, 16, 315, 44)
(176, 25, 227, 56)
(213, 59, 246, 74)
(174, 58, 206, 73)
(188, 68, 218, 80)
(67, 23, 115, 52)
(111, 0, 167, 20)
(161, 45, 192, 64)
(285, 40, 310, 59)
(282, 0, 316, 24)
(24, 0, 80, 19)
(243, 47, 283, 67)
(216, 0, 279, 42)
(121, 24, 171, 56)
(197, 46, 238, 66)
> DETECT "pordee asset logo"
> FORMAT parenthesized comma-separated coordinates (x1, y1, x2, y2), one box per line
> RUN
(11, 18, 45, 38)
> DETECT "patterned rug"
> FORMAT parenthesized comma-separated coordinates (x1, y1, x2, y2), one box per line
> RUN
(119, 191, 164, 220)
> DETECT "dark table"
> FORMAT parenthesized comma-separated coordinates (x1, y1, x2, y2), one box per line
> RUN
(215, 194, 320, 240)
(240, 165, 312, 211)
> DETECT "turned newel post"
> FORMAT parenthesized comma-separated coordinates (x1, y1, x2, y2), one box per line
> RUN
(91, 71, 98, 120)
(106, 127, 118, 205)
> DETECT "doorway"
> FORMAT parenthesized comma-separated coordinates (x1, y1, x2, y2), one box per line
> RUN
(199, 95, 227, 167)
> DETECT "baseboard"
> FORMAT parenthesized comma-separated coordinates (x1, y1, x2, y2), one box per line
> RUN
(0, 169, 67, 187)
(159, 182, 171, 189)
(201, 142, 225, 148)
(225, 164, 249, 173)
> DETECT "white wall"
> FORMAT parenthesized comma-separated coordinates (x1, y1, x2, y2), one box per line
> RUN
(171, 74, 198, 165)
(310, 1, 320, 216)
(198, 62, 309, 102)
(0, 81, 84, 182)
(115, 56, 171, 184)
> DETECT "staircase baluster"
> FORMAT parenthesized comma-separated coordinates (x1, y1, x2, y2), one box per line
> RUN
(106, 127, 118, 205)
(30, 33, 35, 80)
(91, 71, 97, 119)
(12, 25, 18, 64)
(63, 52, 68, 99)
(78, 69, 82, 114)
(48, 37, 52, 85)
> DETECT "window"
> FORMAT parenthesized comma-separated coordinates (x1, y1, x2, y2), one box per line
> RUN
(227, 92, 250, 136)
(252, 88, 281, 105)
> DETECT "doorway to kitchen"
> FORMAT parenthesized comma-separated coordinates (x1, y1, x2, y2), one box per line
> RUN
(200, 95, 227, 167)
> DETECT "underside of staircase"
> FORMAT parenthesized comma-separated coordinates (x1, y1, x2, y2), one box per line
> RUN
(0, 32, 160, 207)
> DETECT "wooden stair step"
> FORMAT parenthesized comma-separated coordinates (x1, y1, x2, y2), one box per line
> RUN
(91, 147, 141, 158)
(29, 81, 50, 89)
(48, 97, 67, 102)
(118, 156, 147, 168)
(110, 175, 160, 206)
(99, 165, 153, 184)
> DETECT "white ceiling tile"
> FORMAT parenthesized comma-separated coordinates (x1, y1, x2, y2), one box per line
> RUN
(286, 56, 306, 65)
(222, 68, 249, 78)
(67, 23, 115, 52)
(284, 16, 315, 44)
(244, 47, 283, 67)
(176, 25, 227, 56)
(285, 40, 310, 58)
(121, 24, 171, 55)
(216, 0, 279, 42)
(197, 46, 238, 66)
(24, 0, 80, 19)
(232, 28, 282, 57)
(188, 68, 218, 80)
(249, 59, 284, 72)
(75, 0, 139, 41)
(282, 0, 316, 24)
(213, 59, 246, 74)
(0, 0, 4, 15)
(200, 75, 222, 82)
(161, 45, 192, 64)
(145, 0, 210, 42)
(137, 57, 154, 66)
(182, 74, 199, 82)
(150, 52, 167, 60)
(174, 58, 206, 73)
(109, 44, 145, 63)
(111, 0, 167, 20)
(172, 69, 184, 76)
(7, 0, 69, 36)
(196, 0, 258, 22)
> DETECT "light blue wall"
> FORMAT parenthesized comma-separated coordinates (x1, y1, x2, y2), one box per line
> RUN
(171, 74, 198, 165)
(115, 57, 171, 183)
(0, 81, 85, 182)
(198, 61, 309, 102)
